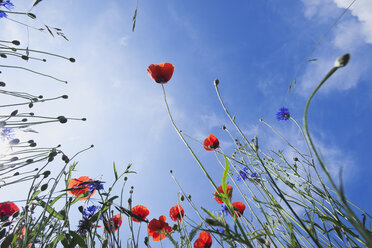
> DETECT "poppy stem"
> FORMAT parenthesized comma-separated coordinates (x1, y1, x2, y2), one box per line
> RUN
(303, 57, 372, 246)
(160, 84, 218, 191)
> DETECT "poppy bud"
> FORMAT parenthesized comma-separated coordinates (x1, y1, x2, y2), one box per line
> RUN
(41, 184, 48, 191)
(62, 95, 68, 99)
(334, 53, 350, 68)
(26, 159, 33, 163)
(214, 79, 219, 86)
(27, 13, 36, 19)
(13, 172, 20, 176)
(21, 55, 29, 61)
(0, 54, 7, 58)
(0, 82, 5, 87)
(293, 157, 298, 162)
(69, 58, 76, 63)
(22, 118, 27, 122)
(10, 110, 18, 116)
(57, 116, 67, 124)
(12, 40, 20, 46)
(30, 143, 37, 147)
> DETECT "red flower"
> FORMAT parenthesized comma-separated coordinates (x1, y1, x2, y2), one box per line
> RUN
(232, 201, 246, 217)
(67, 176, 95, 201)
(203, 134, 219, 151)
(169, 204, 185, 222)
(0, 201, 19, 219)
(131, 205, 150, 223)
(148, 215, 172, 241)
(105, 214, 123, 232)
(213, 185, 233, 204)
(147, 63, 175, 84)
(194, 231, 212, 248)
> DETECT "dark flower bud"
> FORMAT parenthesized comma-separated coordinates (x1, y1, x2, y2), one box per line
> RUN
(29, 103, 34, 108)
(124, 177, 128, 181)
(62, 154, 69, 163)
(0, 54, 7, 58)
(82, 118, 86, 121)
(13, 172, 20, 176)
(27, 13, 37, 19)
(12, 40, 20, 46)
(62, 95, 68, 99)
(172, 224, 178, 231)
(26, 159, 33, 164)
(69, 58, 76, 62)
(43, 171, 51, 178)
(22, 118, 27, 122)
(41, 184, 48, 191)
(30, 143, 37, 147)
(188, 195, 191, 200)
(42, 59, 46, 62)
(10, 157, 18, 162)
(334, 53, 350, 68)
(0, 82, 5, 87)
(180, 195, 185, 201)
(28, 140, 34, 143)
(21, 55, 29, 61)
(49, 151, 57, 157)
(48, 156, 54, 162)
(293, 157, 299, 162)
(29, 112, 34, 116)
(78, 206, 84, 214)
(222, 125, 226, 130)
(214, 79, 219, 86)
(57, 116, 67, 124)
(9, 139, 20, 145)
(10, 110, 18, 116)
(38, 95, 43, 99)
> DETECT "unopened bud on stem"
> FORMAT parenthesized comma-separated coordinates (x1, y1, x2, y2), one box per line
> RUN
(334, 53, 350, 68)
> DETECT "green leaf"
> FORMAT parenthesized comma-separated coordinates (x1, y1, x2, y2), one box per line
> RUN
(189, 223, 203, 241)
(221, 155, 229, 193)
(113, 162, 118, 180)
(37, 199, 64, 220)
(132, 9, 137, 32)
(69, 231, 88, 248)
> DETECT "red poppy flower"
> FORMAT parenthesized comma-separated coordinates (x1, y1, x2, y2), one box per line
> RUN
(147, 63, 175, 84)
(67, 176, 95, 201)
(194, 231, 212, 248)
(105, 214, 123, 232)
(131, 205, 150, 223)
(169, 204, 185, 222)
(203, 134, 219, 151)
(232, 201, 246, 217)
(0, 201, 19, 218)
(148, 215, 173, 241)
(213, 185, 233, 204)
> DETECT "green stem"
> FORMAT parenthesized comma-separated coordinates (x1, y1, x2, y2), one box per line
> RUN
(303, 63, 372, 246)
(161, 84, 218, 191)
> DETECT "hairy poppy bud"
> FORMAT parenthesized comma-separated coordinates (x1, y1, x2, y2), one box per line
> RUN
(334, 53, 350, 68)
(214, 79, 219, 86)
(12, 40, 20, 46)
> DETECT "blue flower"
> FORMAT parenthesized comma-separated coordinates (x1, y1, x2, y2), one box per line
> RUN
(276, 107, 290, 121)
(83, 205, 100, 218)
(1, 128, 15, 141)
(0, 0, 14, 9)
(220, 204, 229, 216)
(217, 227, 225, 234)
(0, 0, 13, 18)
(250, 172, 260, 181)
(236, 166, 249, 182)
(0, 11, 7, 18)
(88, 182, 104, 194)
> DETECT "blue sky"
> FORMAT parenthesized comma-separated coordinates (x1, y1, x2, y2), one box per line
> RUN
(1, 0, 372, 246)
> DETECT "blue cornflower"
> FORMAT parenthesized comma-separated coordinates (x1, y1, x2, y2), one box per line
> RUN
(250, 172, 260, 181)
(83, 205, 100, 218)
(236, 166, 249, 182)
(217, 227, 225, 234)
(1, 128, 15, 141)
(88, 182, 104, 194)
(276, 107, 290, 121)
(0, 0, 14, 18)
(220, 204, 229, 216)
